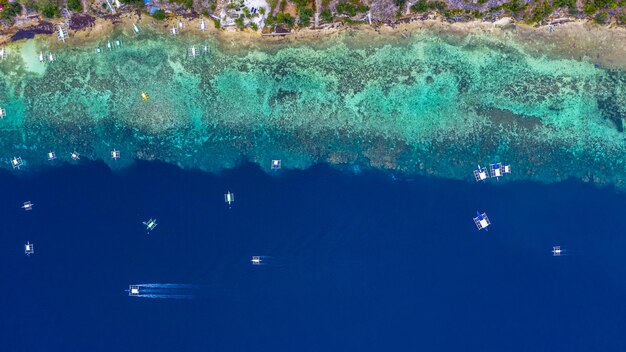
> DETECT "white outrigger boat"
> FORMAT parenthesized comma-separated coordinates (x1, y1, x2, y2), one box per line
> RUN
(143, 218, 158, 232)
(473, 211, 491, 231)
(224, 191, 235, 206)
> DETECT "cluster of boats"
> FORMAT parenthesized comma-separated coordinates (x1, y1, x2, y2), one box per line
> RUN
(472, 161, 509, 232)
(471, 162, 562, 256)
(8, 145, 562, 256)
(473, 162, 511, 182)
(16, 154, 283, 263)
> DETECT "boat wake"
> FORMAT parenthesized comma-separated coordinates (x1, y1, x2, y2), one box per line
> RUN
(127, 283, 199, 299)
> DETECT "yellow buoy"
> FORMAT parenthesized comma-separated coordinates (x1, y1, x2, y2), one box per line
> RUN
(141, 92, 149, 101)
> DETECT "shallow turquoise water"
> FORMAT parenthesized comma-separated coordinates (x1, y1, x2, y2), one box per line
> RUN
(1, 27, 625, 186)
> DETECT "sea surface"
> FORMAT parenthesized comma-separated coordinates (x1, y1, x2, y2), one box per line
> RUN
(2, 161, 626, 351)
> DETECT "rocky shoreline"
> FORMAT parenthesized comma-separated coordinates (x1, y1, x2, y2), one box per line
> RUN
(1, 3, 626, 72)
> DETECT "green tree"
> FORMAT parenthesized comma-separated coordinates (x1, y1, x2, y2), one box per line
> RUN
(528, 0, 553, 23)
(283, 13, 294, 26)
(336, 1, 368, 16)
(235, 15, 245, 29)
(395, 0, 406, 11)
(583, 2, 597, 14)
(502, 0, 527, 13)
(1, 2, 22, 21)
(595, 11, 608, 23)
(152, 9, 166, 20)
(120, 0, 145, 7)
(294, 0, 311, 8)
(214, 19, 221, 28)
(410, 0, 428, 12)
(429, 1, 446, 11)
(274, 12, 294, 26)
(41, 1, 60, 18)
(553, 0, 576, 8)
(299, 7, 313, 27)
(321, 9, 333, 22)
(67, 0, 83, 11)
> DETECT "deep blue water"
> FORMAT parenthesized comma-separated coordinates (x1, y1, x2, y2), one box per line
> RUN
(2, 161, 626, 351)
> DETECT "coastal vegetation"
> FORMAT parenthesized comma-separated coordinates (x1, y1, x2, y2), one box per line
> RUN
(2, 0, 626, 33)
(119, 0, 145, 7)
(67, 0, 82, 12)
(17, 0, 61, 18)
(410, 0, 446, 13)
(152, 8, 166, 20)
(39, 0, 60, 18)
(335, 0, 368, 16)
(0, 1, 21, 21)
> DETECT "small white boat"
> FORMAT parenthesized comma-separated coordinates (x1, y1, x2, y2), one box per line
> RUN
(11, 156, 23, 169)
(21, 201, 34, 211)
(224, 191, 235, 206)
(25, 241, 34, 255)
(143, 218, 158, 232)
(111, 149, 120, 160)
(473, 164, 488, 182)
